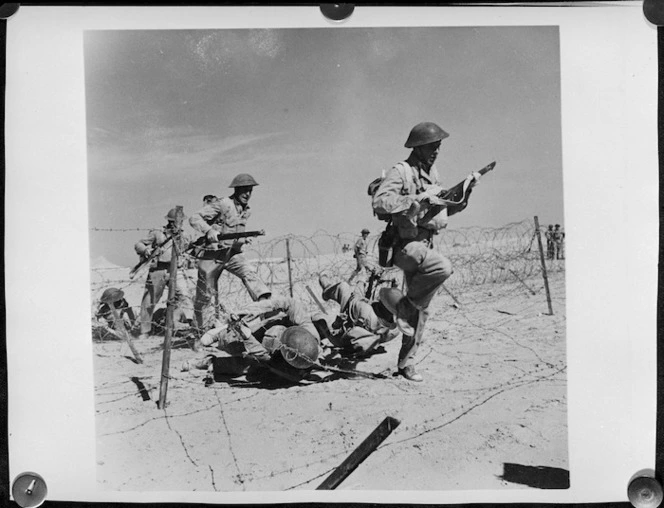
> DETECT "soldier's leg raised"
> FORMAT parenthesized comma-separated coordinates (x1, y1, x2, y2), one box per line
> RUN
(394, 242, 452, 310)
(223, 253, 271, 301)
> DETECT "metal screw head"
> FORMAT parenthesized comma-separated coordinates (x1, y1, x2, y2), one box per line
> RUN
(320, 4, 354, 22)
(12, 472, 47, 508)
(628, 476, 664, 508)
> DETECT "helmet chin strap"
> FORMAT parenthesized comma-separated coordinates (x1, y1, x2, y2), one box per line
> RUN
(412, 149, 435, 171)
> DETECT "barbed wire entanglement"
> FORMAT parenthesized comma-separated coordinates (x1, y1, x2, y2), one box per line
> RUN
(89, 218, 566, 334)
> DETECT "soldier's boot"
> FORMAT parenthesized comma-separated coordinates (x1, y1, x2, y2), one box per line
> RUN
(397, 309, 428, 382)
(395, 296, 419, 336)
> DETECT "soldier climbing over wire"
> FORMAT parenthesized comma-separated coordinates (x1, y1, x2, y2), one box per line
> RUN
(188, 173, 271, 334)
(371, 121, 488, 382)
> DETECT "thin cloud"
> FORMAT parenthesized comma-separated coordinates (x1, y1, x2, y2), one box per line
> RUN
(88, 129, 307, 183)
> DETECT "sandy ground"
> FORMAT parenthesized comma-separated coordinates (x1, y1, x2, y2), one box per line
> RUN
(93, 269, 567, 492)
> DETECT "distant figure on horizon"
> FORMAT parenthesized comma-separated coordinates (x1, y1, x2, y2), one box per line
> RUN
(553, 224, 565, 260)
(545, 224, 555, 260)
(348, 228, 376, 286)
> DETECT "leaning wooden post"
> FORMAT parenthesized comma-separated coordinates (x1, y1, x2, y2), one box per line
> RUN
(110, 306, 142, 363)
(317, 416, 400, 490)
(158, 205, 184, 409)
(285, 238, 294, 297)
(305, 284, 327, 314)
(533, 216, 554, 315)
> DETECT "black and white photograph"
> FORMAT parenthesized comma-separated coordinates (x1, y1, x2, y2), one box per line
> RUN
(5, 4, 657, 505)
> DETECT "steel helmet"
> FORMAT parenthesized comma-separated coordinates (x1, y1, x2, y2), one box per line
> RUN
(361, 228, 370, 235)
(100, 287, 124, 304)
(229, 173, 259, 188)
(378, 287, 404, 316)
(164, 208, 181, 221)
(371, 299, 395, 326)
(279, 326, 319, 369)
(404, 122, 449, 148)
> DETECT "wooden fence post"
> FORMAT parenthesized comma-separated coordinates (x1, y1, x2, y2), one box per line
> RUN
(158, 205, 184, 409)
(534, 216, 554, 315)
(317, 416, 400, 490)
(286, 238, 294, 297)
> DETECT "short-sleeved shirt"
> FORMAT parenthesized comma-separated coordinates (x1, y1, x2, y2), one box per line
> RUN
(372, 156, 449, 242)
(189, 196, 251, 250)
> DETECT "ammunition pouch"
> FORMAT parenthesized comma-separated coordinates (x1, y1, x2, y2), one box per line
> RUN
(378, 223, 397, 268)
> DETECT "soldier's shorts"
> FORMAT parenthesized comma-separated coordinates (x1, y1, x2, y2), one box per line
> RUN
(393, 240, 453, 309)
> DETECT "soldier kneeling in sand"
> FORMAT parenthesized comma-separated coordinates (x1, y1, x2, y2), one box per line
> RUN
(94, 287, 137, 338)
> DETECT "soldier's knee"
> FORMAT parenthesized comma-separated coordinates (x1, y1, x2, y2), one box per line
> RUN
(439, 257, 454, 281)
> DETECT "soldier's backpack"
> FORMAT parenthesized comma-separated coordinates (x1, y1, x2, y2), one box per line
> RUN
(367, 161, 414, 267)
(367, 161, 413, 222)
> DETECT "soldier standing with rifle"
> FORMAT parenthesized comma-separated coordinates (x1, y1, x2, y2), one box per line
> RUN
(189, 173, 271, 333)
(371, 121, 483, 382)
(348, 228, 374, 284)
(134, 208, 192, 340)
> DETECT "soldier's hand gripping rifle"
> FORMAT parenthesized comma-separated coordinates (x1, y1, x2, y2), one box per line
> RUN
(419, 161, 496, 222)
(186, 229, 266, 258)
(129, 234, 175, 280)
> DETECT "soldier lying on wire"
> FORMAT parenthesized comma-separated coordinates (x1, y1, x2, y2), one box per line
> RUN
(315, 274, 400, 357)
(182, 294, 325, 381)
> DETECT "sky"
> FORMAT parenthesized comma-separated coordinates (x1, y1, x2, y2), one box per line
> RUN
(84, 26, 563, 267)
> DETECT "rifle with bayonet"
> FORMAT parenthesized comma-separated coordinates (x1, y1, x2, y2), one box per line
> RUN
(420, 161, 496, 222)
(129, 234, 175, 280)
(186, 229, 266, 258)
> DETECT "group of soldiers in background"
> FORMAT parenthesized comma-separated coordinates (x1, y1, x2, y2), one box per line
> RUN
(545, 224, 565, 260)
(96, 120, 485, 383)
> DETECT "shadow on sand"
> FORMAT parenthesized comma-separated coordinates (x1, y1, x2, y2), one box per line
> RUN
(498, 462, 570, 489)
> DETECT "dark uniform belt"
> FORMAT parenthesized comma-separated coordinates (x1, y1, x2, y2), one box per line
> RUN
(151, 261, 171, 270)
(396, 227, 434, 249)
(199, 247, 237, 262)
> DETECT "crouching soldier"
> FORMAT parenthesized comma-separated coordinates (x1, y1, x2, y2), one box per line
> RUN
(95, 287, 137, 337)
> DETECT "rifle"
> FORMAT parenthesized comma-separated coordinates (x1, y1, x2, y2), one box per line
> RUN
(312, 362, 387, 380)
(420, 161, 496, 222)
(186, 229, 266, 258)
(129, 234, 174, 280)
